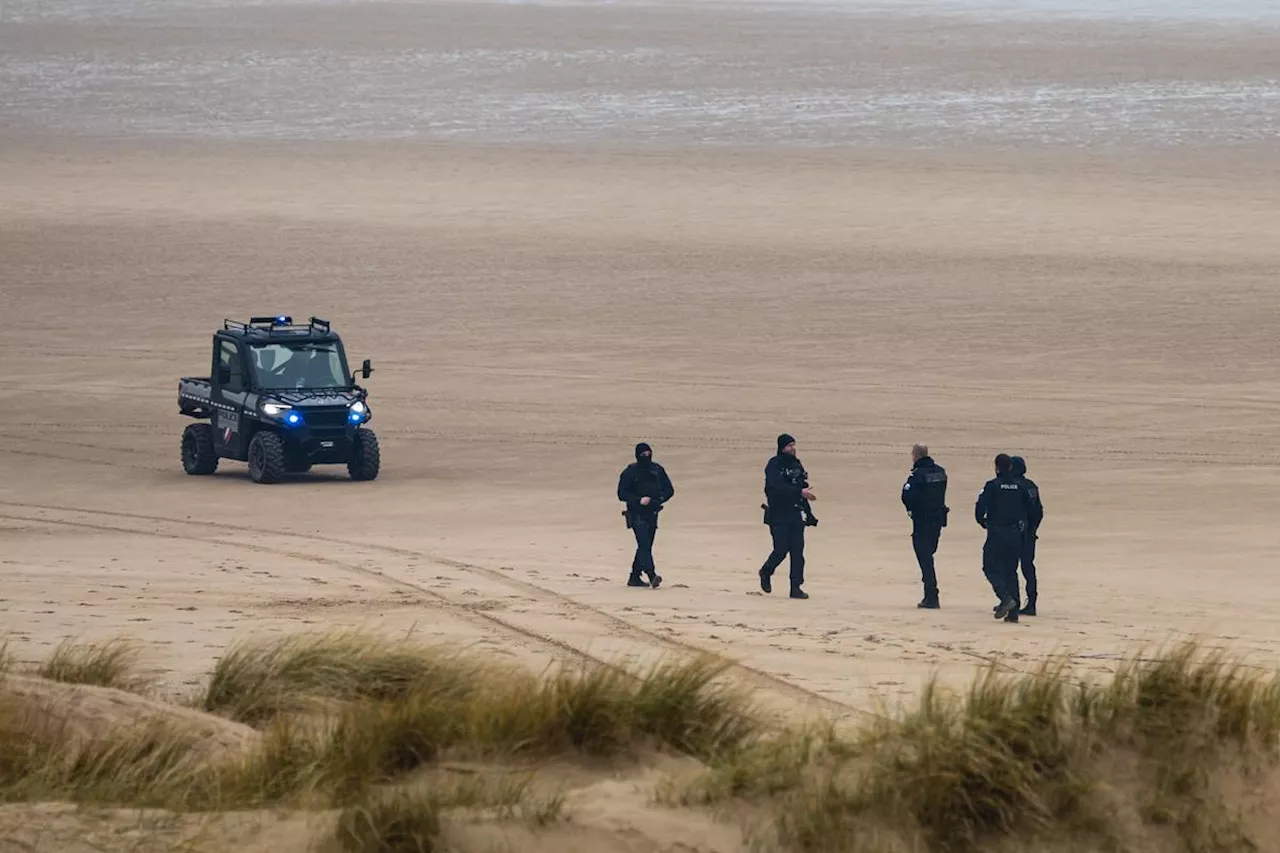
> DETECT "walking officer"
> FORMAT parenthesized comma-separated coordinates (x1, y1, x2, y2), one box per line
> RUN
(758, 433, 817, 600)
(1010, 455, 1044, 616)
(975, 453, 1036, 623)
(901, 443, 949, 609)
(617, 442, 675, 589)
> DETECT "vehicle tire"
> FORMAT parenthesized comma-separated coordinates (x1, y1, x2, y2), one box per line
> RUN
(181, 424, 219, 475)
(247, 431, 286, 484)
(284, 450, 313, 474)
(347, 429, 381, 481)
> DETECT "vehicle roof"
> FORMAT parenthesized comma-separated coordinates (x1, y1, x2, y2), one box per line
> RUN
(217, 316, 344, 345)
(220, 327, 343, 345)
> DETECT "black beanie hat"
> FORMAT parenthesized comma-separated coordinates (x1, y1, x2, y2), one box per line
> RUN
(777, 433, 796, 453)
(635, 442, 653, 460)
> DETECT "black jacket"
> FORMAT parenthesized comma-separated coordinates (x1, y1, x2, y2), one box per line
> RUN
(764, 453, 809, 520)
(1010, 457, 1044, 534)
(902, 456, 948, 525)
(1018, 475, 1044, 534)
(617, 461, 675, 518)
(974, 472, 1035, 531)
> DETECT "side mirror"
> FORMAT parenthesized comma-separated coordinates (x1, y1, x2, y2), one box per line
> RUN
(361, 359, 373, 380)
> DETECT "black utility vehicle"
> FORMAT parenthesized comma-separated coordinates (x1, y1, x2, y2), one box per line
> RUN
(178, 316, 380, 483)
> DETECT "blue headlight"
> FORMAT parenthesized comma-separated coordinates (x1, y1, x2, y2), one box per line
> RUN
(349, 410, 363, 424)
(284, 410, 304, 427)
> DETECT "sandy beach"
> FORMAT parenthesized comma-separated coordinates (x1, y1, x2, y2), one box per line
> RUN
(3, 0, 1280, 724)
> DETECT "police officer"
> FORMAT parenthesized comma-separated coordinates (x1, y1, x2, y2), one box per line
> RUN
(1010, 455, 1044, 616)
(901, 443, 948, 609)
(758, 433, 816, 600)
(975, 453, 1036, 623)
(617, 442, 675, 589)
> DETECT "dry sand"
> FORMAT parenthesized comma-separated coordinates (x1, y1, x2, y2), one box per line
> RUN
(2, 0, 1280, 728)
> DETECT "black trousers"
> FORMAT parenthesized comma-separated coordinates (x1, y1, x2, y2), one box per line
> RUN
(1019, 530, 1038, 604)
(982, 526, 1022, 607)
(912, 520, 943, 599)
(630, 516, 658, 581)
(761, 518, 805, 589)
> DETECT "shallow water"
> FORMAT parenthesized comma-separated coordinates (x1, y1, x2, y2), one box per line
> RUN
(5, 0, 1280, 23)
(1, 0, 1277, 148)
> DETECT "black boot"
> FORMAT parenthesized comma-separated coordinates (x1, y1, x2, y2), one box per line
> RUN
(1019, 600, 1036, 616)
(789, 586, 809, 600)
(1003, 609, 1020, 623)
(918, 596, 940, 609)
(649, 573, 663, 589)
(758, 569, 772, 594)
(627, 573, 648, 587)
(993, 598, 1018, 619)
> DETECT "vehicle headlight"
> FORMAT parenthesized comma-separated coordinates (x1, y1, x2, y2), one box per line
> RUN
(348, 400, 370, 424)
(350, 401, 367, 415)
(261, 401, 288, 417)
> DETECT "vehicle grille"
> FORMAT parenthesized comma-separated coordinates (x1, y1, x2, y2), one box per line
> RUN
(305, 407, 350, 435)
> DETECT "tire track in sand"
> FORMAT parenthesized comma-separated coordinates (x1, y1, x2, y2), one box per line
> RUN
(0, 507, 598, 671)
(0, 500, 862, 720)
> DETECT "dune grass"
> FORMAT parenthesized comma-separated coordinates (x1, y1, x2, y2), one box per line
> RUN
(200, 631, 757, 769)
(200, 632, 484, 725)
(333, 775, 565, 853)
(0, 696, 206, 807)
(3, 632, 1279, 853)
(674, 643, 1280, 853)
(35, 638, 146, 692)
(3, 631, 756, 812)
(336, 787, 443, 853)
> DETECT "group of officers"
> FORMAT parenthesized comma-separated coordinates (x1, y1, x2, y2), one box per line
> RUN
(616, 435, 1043, 622)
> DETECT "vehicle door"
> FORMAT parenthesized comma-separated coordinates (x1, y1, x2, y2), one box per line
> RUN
(212, 337, 250, 459)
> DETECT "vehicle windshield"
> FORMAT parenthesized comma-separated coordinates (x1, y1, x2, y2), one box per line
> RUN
(250, 342, 348, 390)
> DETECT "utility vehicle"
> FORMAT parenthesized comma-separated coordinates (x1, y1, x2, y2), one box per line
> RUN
(177, 316, 380, 483)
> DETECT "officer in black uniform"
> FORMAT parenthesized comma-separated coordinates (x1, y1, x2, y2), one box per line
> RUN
(901, 443, 948, 609)
(617, 442, 675, 589)
(1010, 455, 1044, 616)
(975, 453, 1036, 623)
(758, 433, 817, 600)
